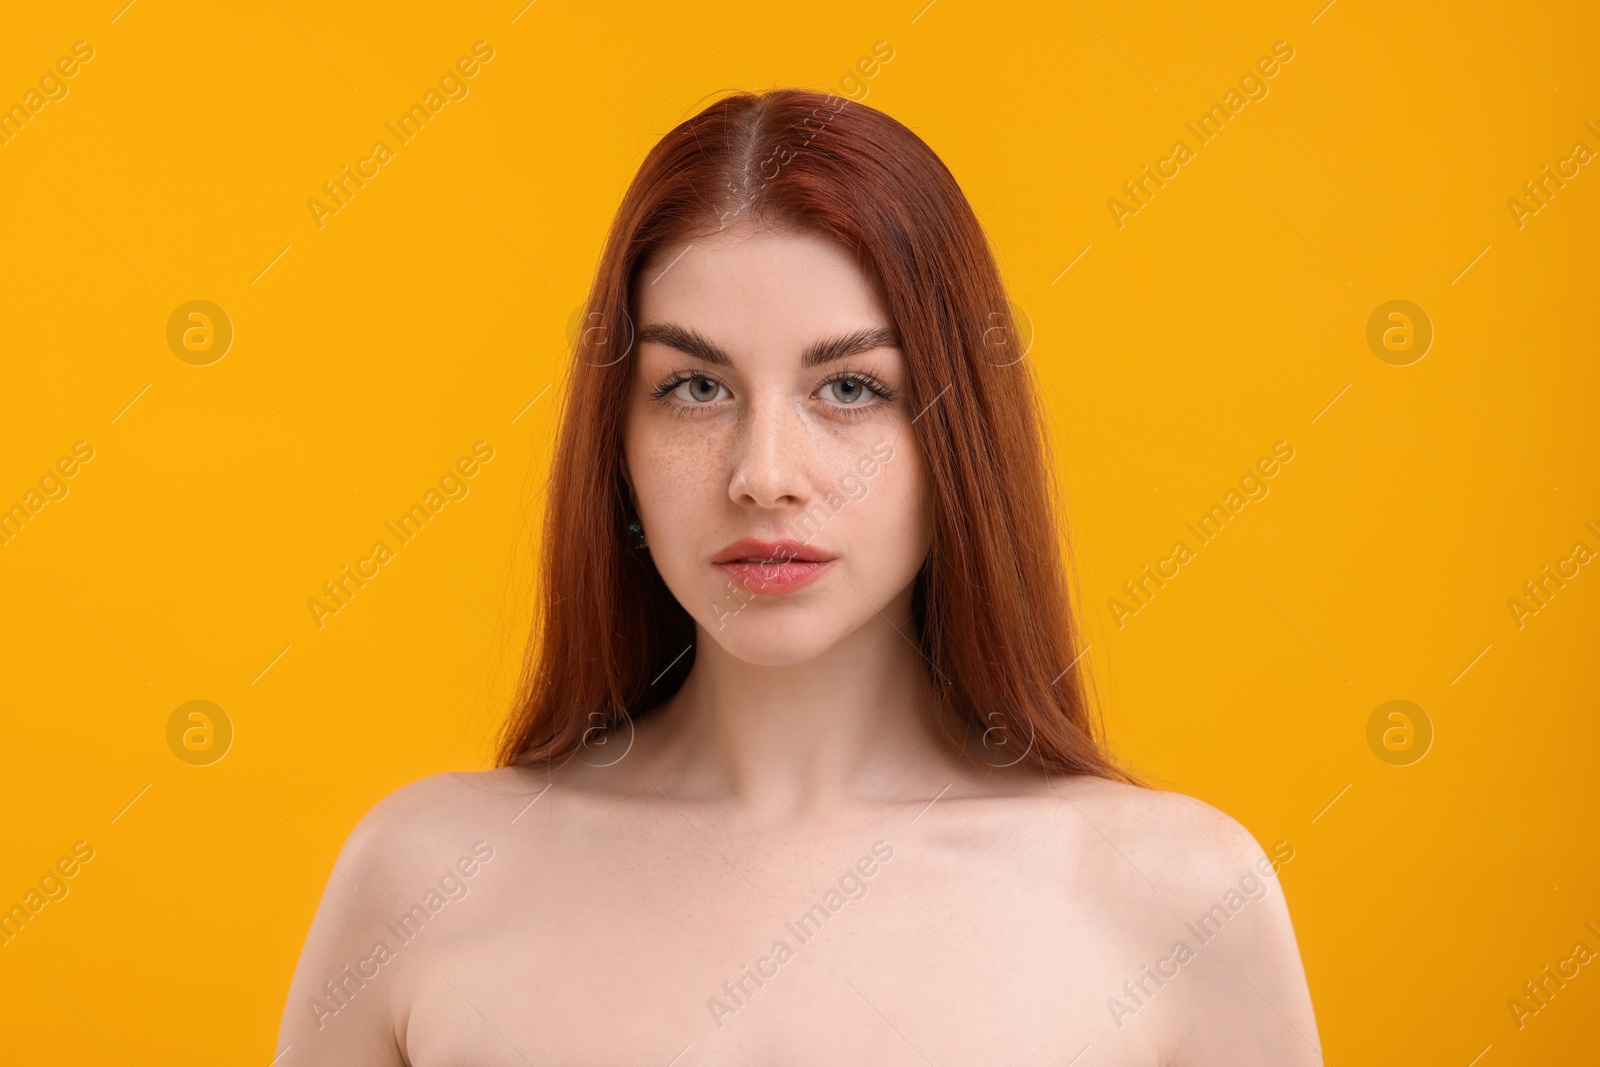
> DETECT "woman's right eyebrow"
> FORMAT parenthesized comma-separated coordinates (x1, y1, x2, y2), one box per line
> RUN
(637, 323, 733, 366)
(637, 322, 900, 369)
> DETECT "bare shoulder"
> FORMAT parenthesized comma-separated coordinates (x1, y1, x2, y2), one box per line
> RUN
(275, 767, 552, 1063)
(337, 766, 551, 871)
(1043, 777, 1320, 1064)
(1047, 775, 1293, 888)
(1045, 775, 1301, 955)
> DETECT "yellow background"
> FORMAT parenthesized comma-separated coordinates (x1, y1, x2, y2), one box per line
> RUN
(2, 0, 1596, 1062)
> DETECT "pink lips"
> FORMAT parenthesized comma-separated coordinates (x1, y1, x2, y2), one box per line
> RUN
(711, 538, 837, 596)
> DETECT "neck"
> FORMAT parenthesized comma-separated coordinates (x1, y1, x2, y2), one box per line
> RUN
(637, 599, 965, 820)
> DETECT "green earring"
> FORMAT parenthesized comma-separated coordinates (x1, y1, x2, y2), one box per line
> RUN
(627, 521, 647, 549)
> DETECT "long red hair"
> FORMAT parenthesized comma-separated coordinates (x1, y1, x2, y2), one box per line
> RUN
(496, 87, 1140, 786)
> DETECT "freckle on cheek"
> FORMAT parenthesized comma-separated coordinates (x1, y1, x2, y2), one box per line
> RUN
(642, 448, 711, 513)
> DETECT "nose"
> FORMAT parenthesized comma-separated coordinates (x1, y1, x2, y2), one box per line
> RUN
(727, 394, 811, 510)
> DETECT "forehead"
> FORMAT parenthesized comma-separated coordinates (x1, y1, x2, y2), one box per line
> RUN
(634, 226, 890, 340)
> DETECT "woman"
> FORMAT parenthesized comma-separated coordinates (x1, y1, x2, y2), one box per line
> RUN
(278, 87, 1321, 1065)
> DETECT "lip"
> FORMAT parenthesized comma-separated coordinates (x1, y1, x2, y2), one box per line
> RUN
(711, 538, 836, 565)
(711, 538, 837, 596)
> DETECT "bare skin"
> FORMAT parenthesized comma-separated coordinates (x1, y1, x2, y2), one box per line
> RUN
(278, 225, 1322, 1065)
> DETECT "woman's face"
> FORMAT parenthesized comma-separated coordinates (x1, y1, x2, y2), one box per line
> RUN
(622, 224, 932, 666)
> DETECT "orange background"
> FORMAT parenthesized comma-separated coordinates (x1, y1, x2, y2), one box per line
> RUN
(1, 0, 1596, 1062)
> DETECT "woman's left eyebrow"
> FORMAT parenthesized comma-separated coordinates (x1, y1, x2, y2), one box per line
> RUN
(801, 326, 900, 368)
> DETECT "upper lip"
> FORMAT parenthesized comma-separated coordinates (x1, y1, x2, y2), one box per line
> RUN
(712, 538, 836, 564)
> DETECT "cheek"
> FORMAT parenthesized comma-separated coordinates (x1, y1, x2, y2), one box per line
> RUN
(622, 415, 719, 551)
(848, 438, 931, 566)
(631, 443, 708, 535)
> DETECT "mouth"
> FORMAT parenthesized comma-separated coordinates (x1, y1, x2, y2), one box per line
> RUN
(712, 538, 837, 596)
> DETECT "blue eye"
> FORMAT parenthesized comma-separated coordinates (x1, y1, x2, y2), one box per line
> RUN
(817, 372, 896, 417)
(647, 369, 897, 420)
(670, 376, 727, 404)
(822, 377, 870, 404)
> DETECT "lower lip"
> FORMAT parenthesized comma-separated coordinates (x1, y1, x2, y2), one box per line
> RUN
(714, 559, 836, 595)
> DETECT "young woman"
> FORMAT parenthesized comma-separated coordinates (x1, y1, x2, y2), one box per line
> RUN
(279, 87, 1321, 1065)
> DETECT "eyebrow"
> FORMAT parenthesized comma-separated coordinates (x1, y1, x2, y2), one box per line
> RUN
(636, 322, 900, 369)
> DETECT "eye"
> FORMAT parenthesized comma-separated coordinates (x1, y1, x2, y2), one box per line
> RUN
(820, 377, 871, 405)
(672, 377, 729, 406)
(816, 371, 897, 415)
(648, 373, 729, 406)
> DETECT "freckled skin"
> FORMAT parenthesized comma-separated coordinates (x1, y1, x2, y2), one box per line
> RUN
(621, 224, 932, 667)
(277, 226, 1321, 1067)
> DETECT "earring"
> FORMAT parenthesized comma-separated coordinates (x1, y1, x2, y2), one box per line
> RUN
(627, 521, 648, 549)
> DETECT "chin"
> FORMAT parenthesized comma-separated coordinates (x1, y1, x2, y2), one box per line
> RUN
(701, 612, 844, 667)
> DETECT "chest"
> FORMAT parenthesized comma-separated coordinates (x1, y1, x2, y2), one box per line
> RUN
(394, 815, 1168, 1065)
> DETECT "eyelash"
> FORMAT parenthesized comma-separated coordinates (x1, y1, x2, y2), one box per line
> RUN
(647, 369, 898, 420)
